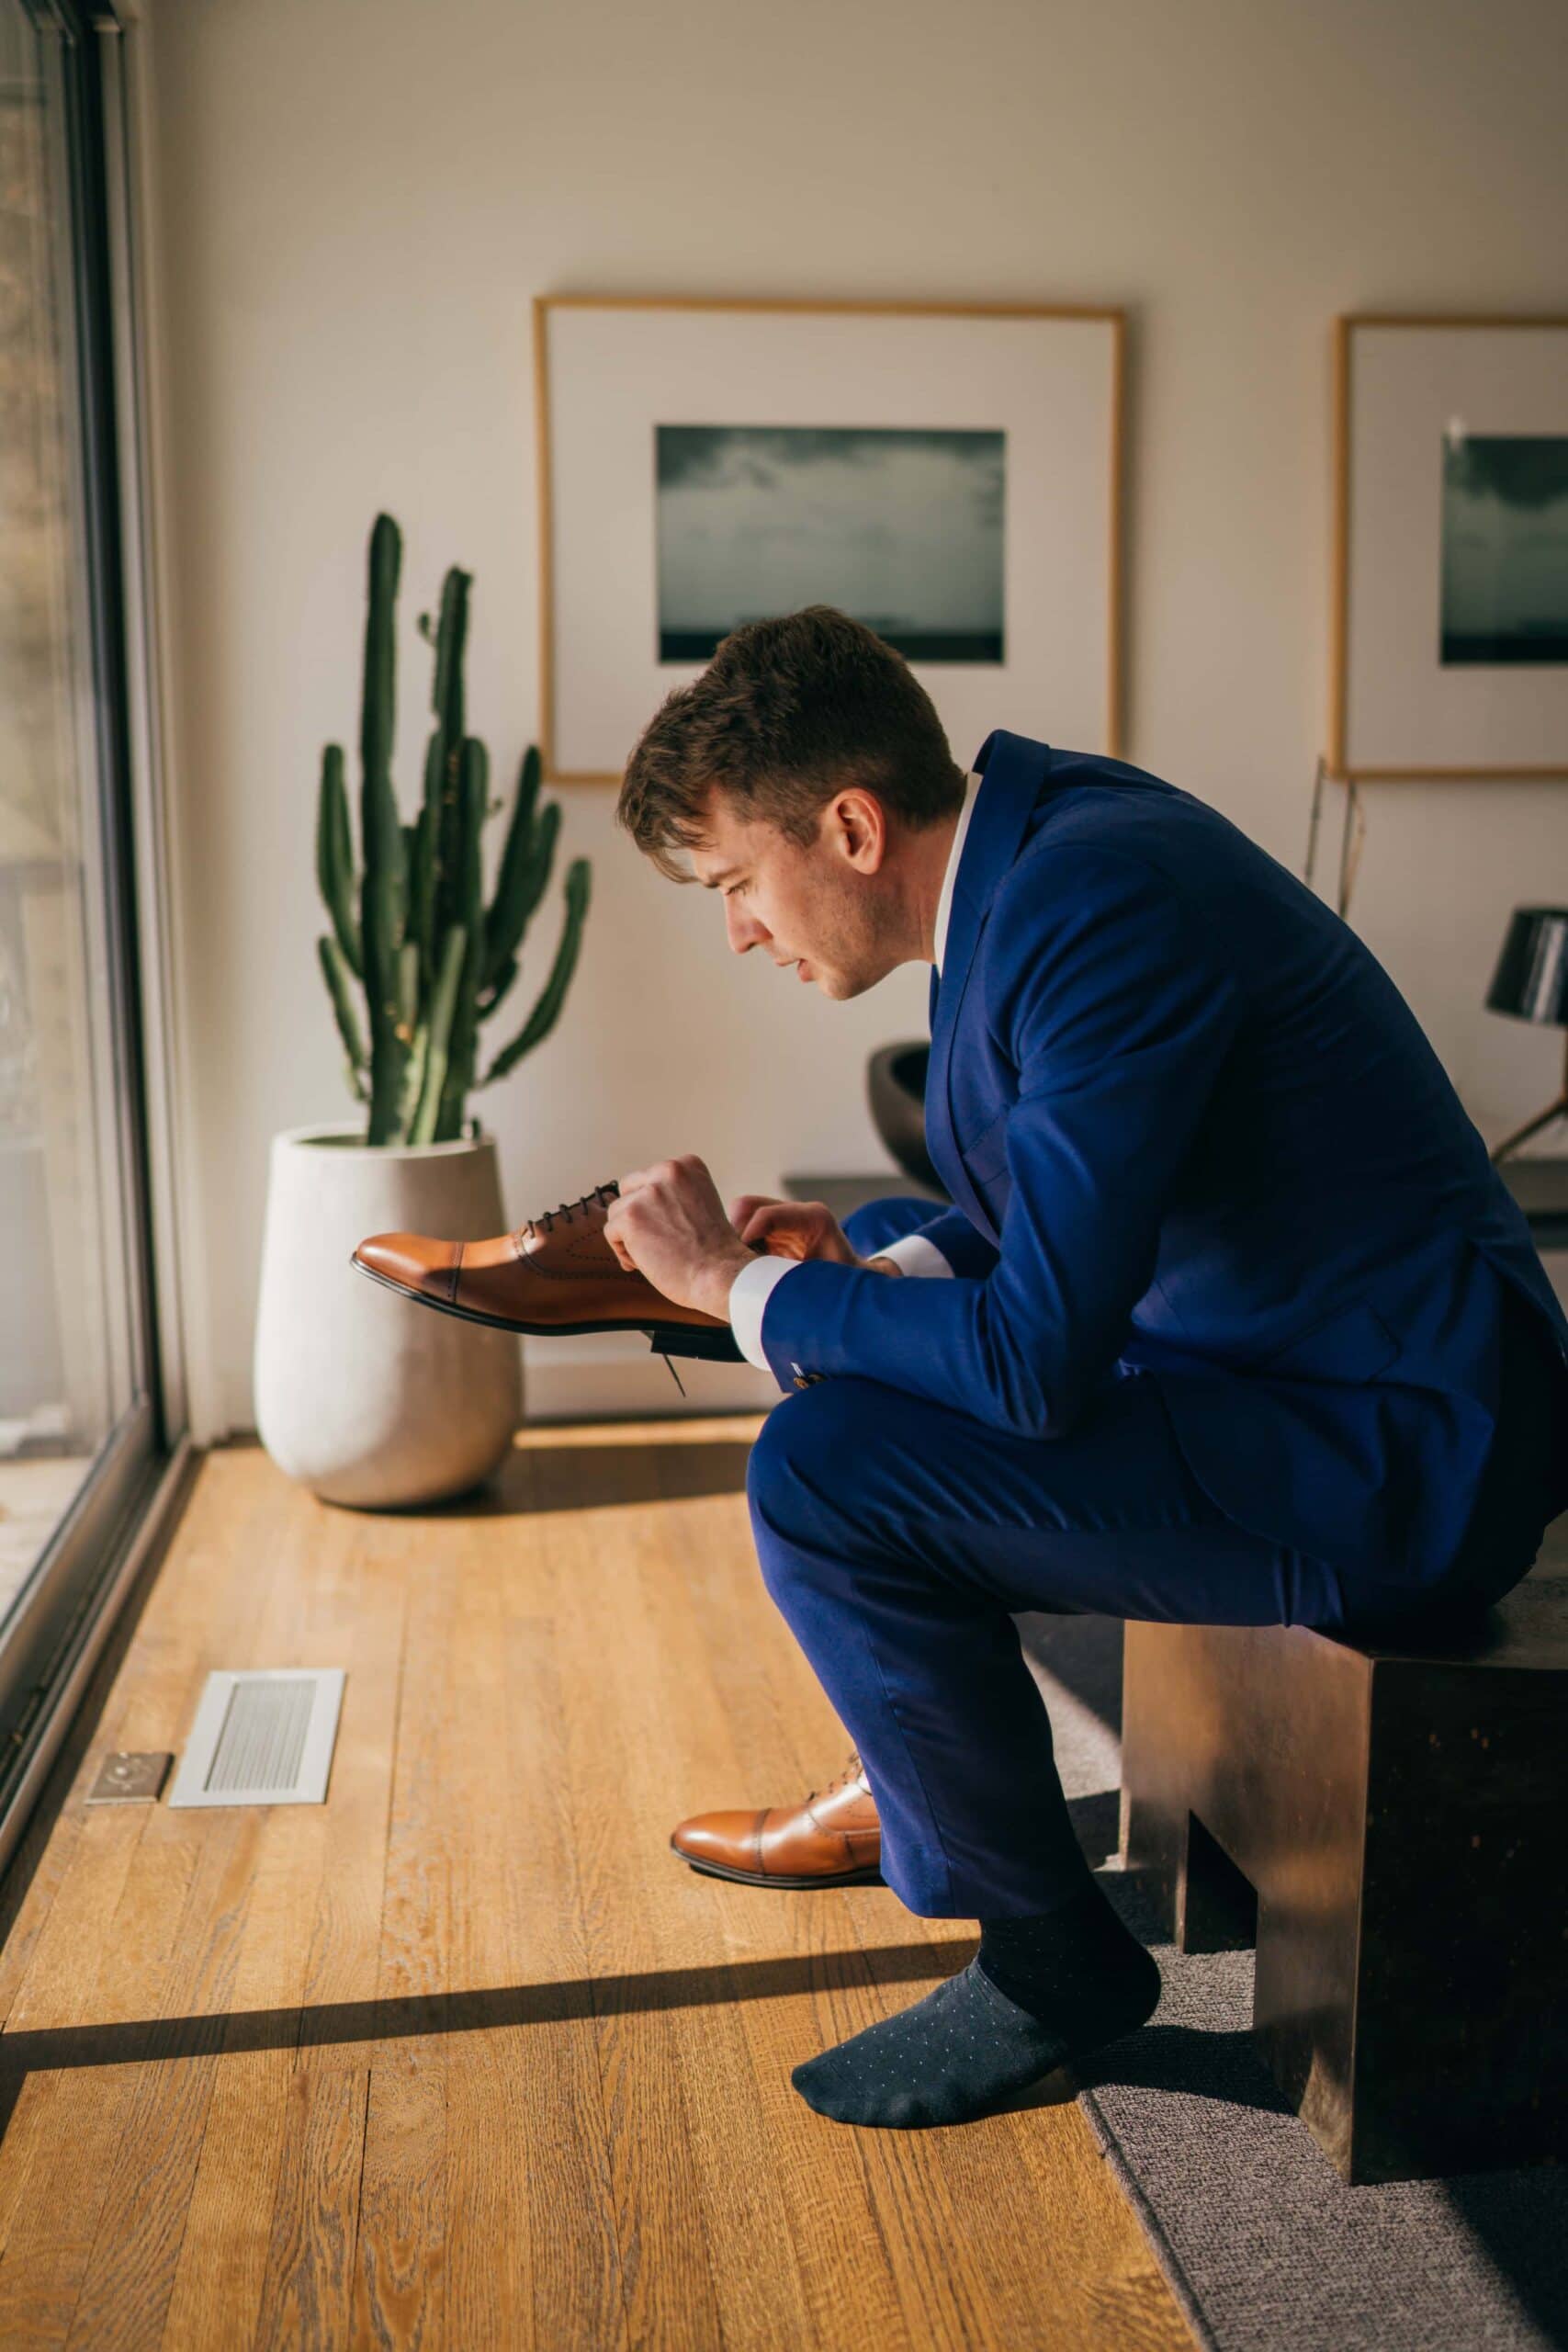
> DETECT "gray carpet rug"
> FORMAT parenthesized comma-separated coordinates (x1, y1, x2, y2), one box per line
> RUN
(1015, 1610, 1567, 2352)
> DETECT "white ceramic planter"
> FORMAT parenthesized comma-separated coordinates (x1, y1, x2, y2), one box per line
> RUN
(253, 1120, 523, 1508)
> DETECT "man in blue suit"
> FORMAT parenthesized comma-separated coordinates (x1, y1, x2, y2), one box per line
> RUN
(606, 606, 1568, 2129)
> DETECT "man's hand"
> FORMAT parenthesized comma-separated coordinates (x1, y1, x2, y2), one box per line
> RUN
(728, 1195, 900, 1274)
(604, 1155, 756, 1322)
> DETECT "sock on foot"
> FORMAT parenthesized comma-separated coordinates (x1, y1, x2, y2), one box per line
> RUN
(976, 1872, 1153, 2017)
(791, 1879, 1159, 2129)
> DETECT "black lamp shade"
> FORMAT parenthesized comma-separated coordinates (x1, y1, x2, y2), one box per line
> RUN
(1485, 908, 1568, 1027)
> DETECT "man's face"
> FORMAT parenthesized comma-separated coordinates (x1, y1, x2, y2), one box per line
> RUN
(687, 786, 897, 1002)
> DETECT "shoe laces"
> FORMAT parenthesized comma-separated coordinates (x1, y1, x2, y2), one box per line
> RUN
(522, 1177, 619, 1238)
(514, 1176, 695, 1408)
(805, 1749, 863, 1804)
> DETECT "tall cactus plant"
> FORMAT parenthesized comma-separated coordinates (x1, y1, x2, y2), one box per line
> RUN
(315, 513, 591, 1145)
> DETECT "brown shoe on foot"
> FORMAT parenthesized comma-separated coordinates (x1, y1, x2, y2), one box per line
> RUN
(671, 1750, 883, 1889)
(351, 1177, 745, 1361)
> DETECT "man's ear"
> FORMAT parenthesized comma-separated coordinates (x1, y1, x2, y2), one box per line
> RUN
(832, 788, 888, 872)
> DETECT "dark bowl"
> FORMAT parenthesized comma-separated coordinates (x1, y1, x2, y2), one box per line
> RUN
(866, 1041, 944, 1193)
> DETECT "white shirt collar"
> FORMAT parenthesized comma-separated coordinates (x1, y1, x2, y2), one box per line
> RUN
(932, 768, 983, 974)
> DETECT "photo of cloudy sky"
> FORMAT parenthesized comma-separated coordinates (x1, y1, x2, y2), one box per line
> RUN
(1440, 431, 1568, 664)
(655, 424, 1005, 663)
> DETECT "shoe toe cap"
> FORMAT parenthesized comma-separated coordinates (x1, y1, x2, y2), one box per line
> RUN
(670, 1809, 763, 1870)
(352, 1232, 451, 1292)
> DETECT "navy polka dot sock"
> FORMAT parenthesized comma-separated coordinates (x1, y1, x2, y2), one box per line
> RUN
(791, 1877, 1160, 2129)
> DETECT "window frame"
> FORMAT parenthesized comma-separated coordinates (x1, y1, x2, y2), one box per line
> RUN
(0, 0, 188, 1863)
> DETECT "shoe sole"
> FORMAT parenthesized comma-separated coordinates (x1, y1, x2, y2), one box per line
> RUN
(670, 1836, 884, 1891)
(350, 1252, 741, 1359)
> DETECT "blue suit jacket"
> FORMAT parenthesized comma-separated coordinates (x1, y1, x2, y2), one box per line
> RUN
(758, 729, 1568, 1587)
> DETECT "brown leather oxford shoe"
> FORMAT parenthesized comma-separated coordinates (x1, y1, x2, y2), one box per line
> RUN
(352, 1177, 747, 1362)
(670, 1750, 884, 1889)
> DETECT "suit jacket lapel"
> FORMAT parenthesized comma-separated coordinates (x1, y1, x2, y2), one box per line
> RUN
(926, 729, 1051, 1240)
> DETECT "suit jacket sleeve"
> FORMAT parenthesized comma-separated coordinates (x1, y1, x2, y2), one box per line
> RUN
(879, 1207, 998, 1280)
(732, 1206, 998, 1375)
(757, 847, 1244, 1436)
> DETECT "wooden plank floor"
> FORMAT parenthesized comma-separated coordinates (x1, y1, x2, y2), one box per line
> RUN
(0, 1418, 1193, 2352)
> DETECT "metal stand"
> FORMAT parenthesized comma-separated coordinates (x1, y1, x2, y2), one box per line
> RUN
(1303, 753, 1365, 920)
(1488, 1029, 1568, 1165)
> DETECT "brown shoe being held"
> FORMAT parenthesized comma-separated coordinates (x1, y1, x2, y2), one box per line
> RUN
(671, 1750, 883, 1889)
(352, 1176, 747, 1362)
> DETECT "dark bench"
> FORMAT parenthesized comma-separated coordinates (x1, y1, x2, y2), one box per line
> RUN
(1119, 1517, 1568, 2184)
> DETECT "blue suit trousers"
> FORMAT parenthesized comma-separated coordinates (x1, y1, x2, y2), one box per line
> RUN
(744, 1195, 1559, 1920)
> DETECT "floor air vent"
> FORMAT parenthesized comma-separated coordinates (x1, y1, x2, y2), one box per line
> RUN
(167, 1668, 345, 1808)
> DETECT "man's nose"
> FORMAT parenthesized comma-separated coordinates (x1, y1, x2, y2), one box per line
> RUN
(725, 898, 771, 955)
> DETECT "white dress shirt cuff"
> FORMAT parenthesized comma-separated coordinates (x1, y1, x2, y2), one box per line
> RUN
(728, 1251, 798, 1371)
(728, 1231, 953, 1374)
(875, 1230, 958, 1279)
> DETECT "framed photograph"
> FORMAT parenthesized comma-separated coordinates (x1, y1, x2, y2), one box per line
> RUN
(1330, 314, 1568, 779)
(533, 296, 1125, 784)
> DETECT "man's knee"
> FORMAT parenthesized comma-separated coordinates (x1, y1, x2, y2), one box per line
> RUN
(747, 1380, 842, 1523)
(746, 1380, 886, 1601)
(840, 1201, 886, 1256)
(841, 1193, 933, 1259)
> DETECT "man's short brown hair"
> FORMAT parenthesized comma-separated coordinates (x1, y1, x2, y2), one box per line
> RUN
(616, 605, 966, 881)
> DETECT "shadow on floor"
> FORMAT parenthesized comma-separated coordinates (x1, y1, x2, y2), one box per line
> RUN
(1016, 1611, 1124, 1736)
(1066, 1788, 1122, 1864)
(0, 1939, 978, 2143)
(346, 1433, 758, 1519)
(1442, 2168, 1568, 2348)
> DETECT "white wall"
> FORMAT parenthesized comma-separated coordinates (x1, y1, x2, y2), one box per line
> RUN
(143, 0, 1568, 1436)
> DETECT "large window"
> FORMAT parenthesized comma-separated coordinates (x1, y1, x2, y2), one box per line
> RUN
(0, 0, 172, 1834)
